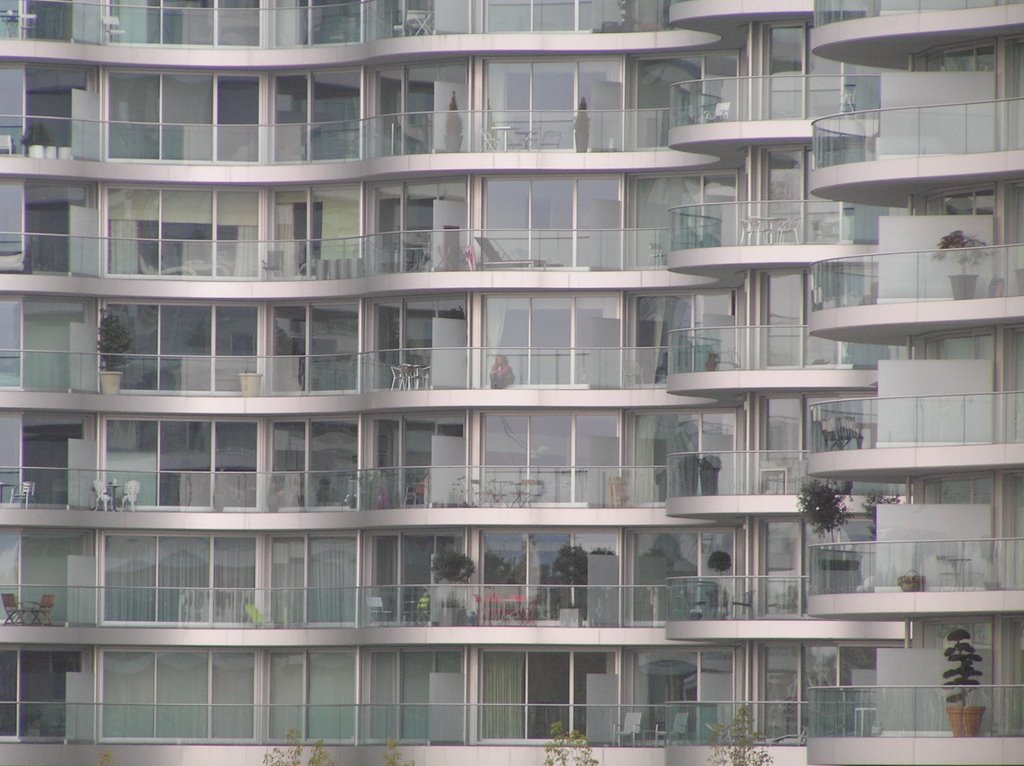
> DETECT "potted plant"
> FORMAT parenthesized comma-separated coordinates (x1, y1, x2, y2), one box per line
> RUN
(932, 230, 990, 300)
(97, 309, 132, 394)
(698, 454, 722, 495)
(574, 97, 589, 153)
(239, 360, 262, 397)
(445, 92, 463, 153)
(943, 627, 985, 736)
(21, 121, 51, 159)
(552, 543, 588, 624)
(707, 550, 732, 574)
(798, 478, 851, 541)
(432, 547, 475, 625)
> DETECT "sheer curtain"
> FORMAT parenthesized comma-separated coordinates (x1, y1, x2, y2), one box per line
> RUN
(157, 537, 210, 623)
(102, 651, 155, 738)
(105, 536, 156, 622)
(155, 652, 207, 739)
(308, 537, 356, 624)
(309, 652, 356, 741)
(269, 652, 304, 739)
(481, 652, 525, 739)
(211, 652, 254, 739)
(271, 538, 305, 626)
(213, 537, 255, 623)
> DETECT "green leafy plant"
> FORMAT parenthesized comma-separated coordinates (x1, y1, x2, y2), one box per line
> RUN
(97, 310, 133, 372)
(943, 628, 983, 706)
(933, 230, 990, 272)
(263, 729, 335, 766)
(544, 721, 598, 766)
(431, 547, 476, 583)
(708, 705, 773, 766)
(707, 549, 732, 573)
(383, 738, 414, 766)
(797, 479, 850, 539)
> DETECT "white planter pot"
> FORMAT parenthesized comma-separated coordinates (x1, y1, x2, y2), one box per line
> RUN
(27, 145, 44, 158)
(57, 146, 72, 159)
(99, 371, 122, 395)
(239, 372, 262, 397)
(43, 145, 57, 159)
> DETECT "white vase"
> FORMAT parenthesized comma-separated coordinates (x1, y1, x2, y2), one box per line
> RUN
(27, 145, 44, 158)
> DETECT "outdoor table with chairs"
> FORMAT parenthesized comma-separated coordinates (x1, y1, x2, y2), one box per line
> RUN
(2, 592, 54, 625)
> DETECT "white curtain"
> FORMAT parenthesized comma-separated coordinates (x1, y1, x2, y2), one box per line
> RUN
(309, 652, 356, 740)
(213, 537, 255, 623)
(271, 538, 305, 625)
(102, 651, 155, 738)
(158, 537, 209, 623)
(104, 535, 156, 622)
(156, 652, 207, 739)
(308, 537, 356, 624)
(212, 652, 255, 739)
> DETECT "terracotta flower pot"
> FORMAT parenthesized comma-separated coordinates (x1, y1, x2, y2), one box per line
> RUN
(946, 705, 985, 737)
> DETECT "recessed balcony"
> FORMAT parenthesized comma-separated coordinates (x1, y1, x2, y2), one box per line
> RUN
(811, 243, 1024, 343)
(668, 199, 883, 276)
(0, 345, 669, 397)
(0, 583, 667, 629)
(807, 538, 1024, 617)
(668, 75, 877, 158)
(808, 392, 1024, 479)
(0, 108, 670, 166)
(0, 701, 672, 747)
(0, 464, 665, 514)
(667, 324, 895, 396)
(0, 227, 670, 279)
(664, 700, 808, 746)
(813, 0, 1024, 69)
(808, 685, 1024, 765)
(667, 575, 805, 621)
(0, 0, 671, 47)
(811, 98, 1024, 204)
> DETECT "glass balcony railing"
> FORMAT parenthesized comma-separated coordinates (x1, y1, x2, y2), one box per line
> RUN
(815, 0, 1024, 26)
(664, 701, 808, 745)
(670, 75, 879, 127)
(0, 346, 666, 394)
(0, 701, 672, 745)
(809, 686, 1024, 738)
(0, 110, 668, 165)
(0, 464, 666, 512)
(666, 450, 809, 497)
(813, 98, 1024, 169)
(667, 325, 901, 374)
(812, 243, 1024, 308)
(669, 200, 885, 250)
(809, 392, 1024, 453)
(0, 0, 669, 46)
(808, 538, 1024, 596)
(667, 576, 806, 620)
(1, 583, 667, 629)
(0, 227, 669, 278)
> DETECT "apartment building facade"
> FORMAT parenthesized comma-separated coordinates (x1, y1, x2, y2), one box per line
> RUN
(0, 1, 1018, 765)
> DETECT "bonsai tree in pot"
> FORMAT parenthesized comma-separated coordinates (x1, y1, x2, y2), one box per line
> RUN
(552, 543, 588, 621)
(431, 548, 475, 625)
(943, 627, 985, 736)
(97, 309, 132, 394)
(574, 97, 589, 153)
(445, 92, 463, 153)
(932, 230, 990, 300)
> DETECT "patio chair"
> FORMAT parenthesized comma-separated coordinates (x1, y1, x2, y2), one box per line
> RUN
(614, 711, 643, 746)
(2, 593, 26, 625)
(92, 479, 112, 512)
(120, 479, 140, 511)
(27, 594, 54, 625)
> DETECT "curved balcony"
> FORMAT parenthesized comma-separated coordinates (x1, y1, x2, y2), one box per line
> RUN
(0, 701, 669, 747)
(0, 109, 670, 169)
(668, 0, 813, 38)
(811, 243, 1024, 343)
(668, 74, 876, 159)
(0, 227, 670, 280)
(0, 464, 665, 514)
(668, 199, 883, 276)
(664, 700, 808, 746)
(0, 346, 667, 397)
(808, 392, 1024, 479)
(808, 537, 1024, 617)
(813, 1, 1024, 69)
(667, 575, 805, 620)
(667, 324, 895, 396)
(0, 0, 669, 48)
(808, 685, 1024, 764)
(811, 99, 1024, 205)
(2, 583, 665, 629)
